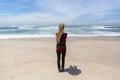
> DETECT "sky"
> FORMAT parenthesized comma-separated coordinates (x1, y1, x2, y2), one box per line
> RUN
(0, 0, 120, 25)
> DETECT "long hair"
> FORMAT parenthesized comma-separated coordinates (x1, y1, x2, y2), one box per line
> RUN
(56, 23, 64, 43)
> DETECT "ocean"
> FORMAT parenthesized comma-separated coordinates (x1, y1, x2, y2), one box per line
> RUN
(0, 25, 120, 39)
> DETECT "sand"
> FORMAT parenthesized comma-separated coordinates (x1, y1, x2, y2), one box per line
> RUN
(0, 37, 120, 80)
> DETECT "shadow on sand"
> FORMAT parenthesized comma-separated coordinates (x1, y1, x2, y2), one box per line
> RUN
(64, 65, 82, 76)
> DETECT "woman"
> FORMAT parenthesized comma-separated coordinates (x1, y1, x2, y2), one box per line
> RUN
(56, 23, 67, 72)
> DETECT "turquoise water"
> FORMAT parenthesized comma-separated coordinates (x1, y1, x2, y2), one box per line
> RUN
(0, 25, 120, 39)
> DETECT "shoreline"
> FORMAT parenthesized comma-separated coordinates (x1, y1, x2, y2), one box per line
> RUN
(0, 36, 120, 41)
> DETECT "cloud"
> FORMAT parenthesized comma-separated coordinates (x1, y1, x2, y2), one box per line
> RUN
(33, 0, 120, 18)
(35, 0, 78, 17)
(0, 0, 120, 25)
(0, 12, 73, 25)
(99, 19, 120, 24)
(0, 12, 11, 16)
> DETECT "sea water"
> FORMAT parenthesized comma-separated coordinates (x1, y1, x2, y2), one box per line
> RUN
(0, 25, 120, 39)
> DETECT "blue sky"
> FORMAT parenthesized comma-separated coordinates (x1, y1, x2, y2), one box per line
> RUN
(0, 0, 120, 25)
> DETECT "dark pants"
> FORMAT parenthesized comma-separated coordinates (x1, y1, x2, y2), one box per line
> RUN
(56, 49, 66, 70)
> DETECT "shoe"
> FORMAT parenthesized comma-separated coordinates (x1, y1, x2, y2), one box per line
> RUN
(58, 69, 61, 72)
(61, 68, 64, 72)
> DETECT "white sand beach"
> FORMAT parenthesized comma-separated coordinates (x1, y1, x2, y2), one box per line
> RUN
(0, 37, 120, 80)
